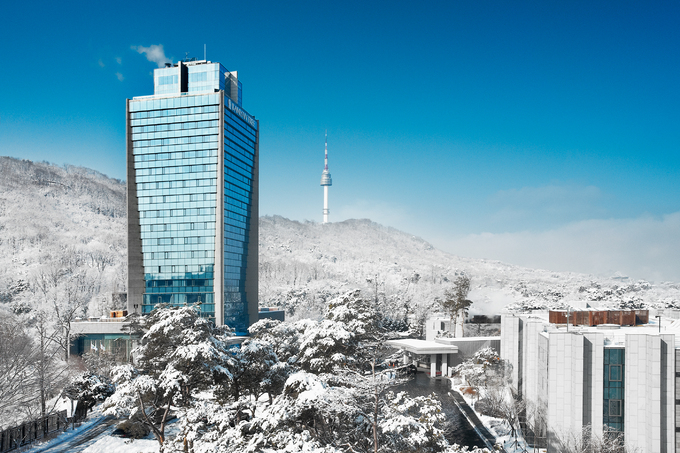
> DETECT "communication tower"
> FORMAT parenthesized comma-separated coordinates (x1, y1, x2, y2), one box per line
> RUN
(320, 131, 332, 223)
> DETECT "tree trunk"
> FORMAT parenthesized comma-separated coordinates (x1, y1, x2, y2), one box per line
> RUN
(372, 360, 378, 453)
(64, 326, 70, 361)
(39, 325, 47, 425)
(138, 392, 165, 445)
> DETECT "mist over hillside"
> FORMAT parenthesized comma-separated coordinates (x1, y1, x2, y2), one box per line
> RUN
(1, 157, 678, 322)
(259, 216, 680, 317)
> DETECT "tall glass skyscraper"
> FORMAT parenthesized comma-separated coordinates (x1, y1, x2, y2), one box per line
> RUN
(126, 59, 258, 334)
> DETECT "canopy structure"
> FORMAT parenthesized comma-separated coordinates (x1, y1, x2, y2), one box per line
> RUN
(387, 339, 458, 378)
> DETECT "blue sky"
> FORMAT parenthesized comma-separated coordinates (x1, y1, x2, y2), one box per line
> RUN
(2, 1, 679, 281)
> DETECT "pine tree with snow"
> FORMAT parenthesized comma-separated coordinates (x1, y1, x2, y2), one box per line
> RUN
(63, 372, 114, 416)
(439, 275, 472, 338)
(103, 305, 235, 445)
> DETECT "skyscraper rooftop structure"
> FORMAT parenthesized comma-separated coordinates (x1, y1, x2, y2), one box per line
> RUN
(320, 131, 332, 224)
(126, 57, 258, 334)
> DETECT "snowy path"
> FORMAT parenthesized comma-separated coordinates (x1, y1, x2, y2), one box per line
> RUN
(24, 416, 117, 453)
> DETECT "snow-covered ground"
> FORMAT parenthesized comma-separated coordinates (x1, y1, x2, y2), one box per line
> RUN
(22, 405, 166, 453)
(81, 436, 158, 453)
(23, 409, 109, 453)
(449, 381, 545, 453)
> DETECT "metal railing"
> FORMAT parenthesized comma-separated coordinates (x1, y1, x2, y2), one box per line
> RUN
(73, 317, 128, 323)
(0, 411, 68, 452)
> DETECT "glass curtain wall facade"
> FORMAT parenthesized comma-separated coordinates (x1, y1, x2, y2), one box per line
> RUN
(603, 347, 625, 433)
(127, 59, 258, 334)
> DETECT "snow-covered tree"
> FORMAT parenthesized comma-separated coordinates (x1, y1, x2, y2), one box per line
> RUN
(219, 338, 290, 410)
(174, 370, 493, 453)
(303, 290, 373, 370)
(248, 318, 308, 365)
(30, 307, 70, 424)
(0, 311, 36, 422)
(559, 426, 640, 453)
(325, 289, 377, 340)
(240, 339, 290, 405)
(30, 262, 101, 357)
(453, 347, 508, 394)
(380, 391, 448, 452)
(438, 275, 472, 338)
(170, 372, 361, 453)
(297, 319, 355, 373)
(62, 372, 114, 416)
(104, 305, 235, 445)
(297, 290, 390, 374)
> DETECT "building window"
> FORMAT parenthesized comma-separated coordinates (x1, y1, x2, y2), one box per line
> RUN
(603, 348, 625, 432)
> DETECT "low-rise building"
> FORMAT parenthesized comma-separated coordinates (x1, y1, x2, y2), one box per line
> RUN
(69, 312, 134, 359)
(69, 307, 284, 358)
(501, 310, 680, 452)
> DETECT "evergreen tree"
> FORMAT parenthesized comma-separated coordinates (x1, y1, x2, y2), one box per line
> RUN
(104, 305, 235, 445)
(439, 275, 472, 337)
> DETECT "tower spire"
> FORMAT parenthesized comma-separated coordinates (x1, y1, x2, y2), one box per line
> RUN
(320, 130, 333, 224)
(324, 130, 329, 171)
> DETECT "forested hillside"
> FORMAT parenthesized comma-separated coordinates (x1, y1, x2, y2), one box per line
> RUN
(0, 157, 127, 317)
(259, 216, 680, 318)
(1, 156, 680, 426)
(1, 156, 679, 324)
(0, 157, 127, 426)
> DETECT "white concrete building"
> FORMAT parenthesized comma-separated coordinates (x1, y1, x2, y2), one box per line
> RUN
(426, 315, 463, 341)
(502, 311, 680, 452)
(389, 315, 499, 379)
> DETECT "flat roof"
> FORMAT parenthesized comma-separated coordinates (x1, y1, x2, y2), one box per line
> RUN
(512, 313, 680, 346)
(386, 339, 459, 355)
(434, 336, 500, 344)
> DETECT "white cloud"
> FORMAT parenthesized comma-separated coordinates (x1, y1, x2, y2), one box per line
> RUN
(115, 57, 122, 65)
(97, 59, 105, 68)
(115, 72, 124, 82)
(132, 44, 171, 68)
(437, 212, 680, 282)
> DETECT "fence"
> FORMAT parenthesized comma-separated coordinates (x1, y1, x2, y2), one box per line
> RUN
(0, 410, 68, 452)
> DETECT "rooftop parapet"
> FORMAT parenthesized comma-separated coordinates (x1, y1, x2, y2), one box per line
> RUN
(548, 309, 648, 327)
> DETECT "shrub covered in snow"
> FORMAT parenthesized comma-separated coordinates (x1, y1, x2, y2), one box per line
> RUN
(63, 372, 114, 415)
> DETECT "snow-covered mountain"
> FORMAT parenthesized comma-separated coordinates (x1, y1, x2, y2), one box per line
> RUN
(0, 157, 127, 315)
(259, 216, 680, 316)
(1, 157, 678, 320)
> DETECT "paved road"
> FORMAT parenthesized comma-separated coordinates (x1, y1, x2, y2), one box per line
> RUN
(26, 417, 117, 453)
(449, 390, 500, 451)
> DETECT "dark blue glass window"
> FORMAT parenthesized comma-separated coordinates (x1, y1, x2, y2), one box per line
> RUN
(131, 93, 218, 322)
(603, 348, 624, 432)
